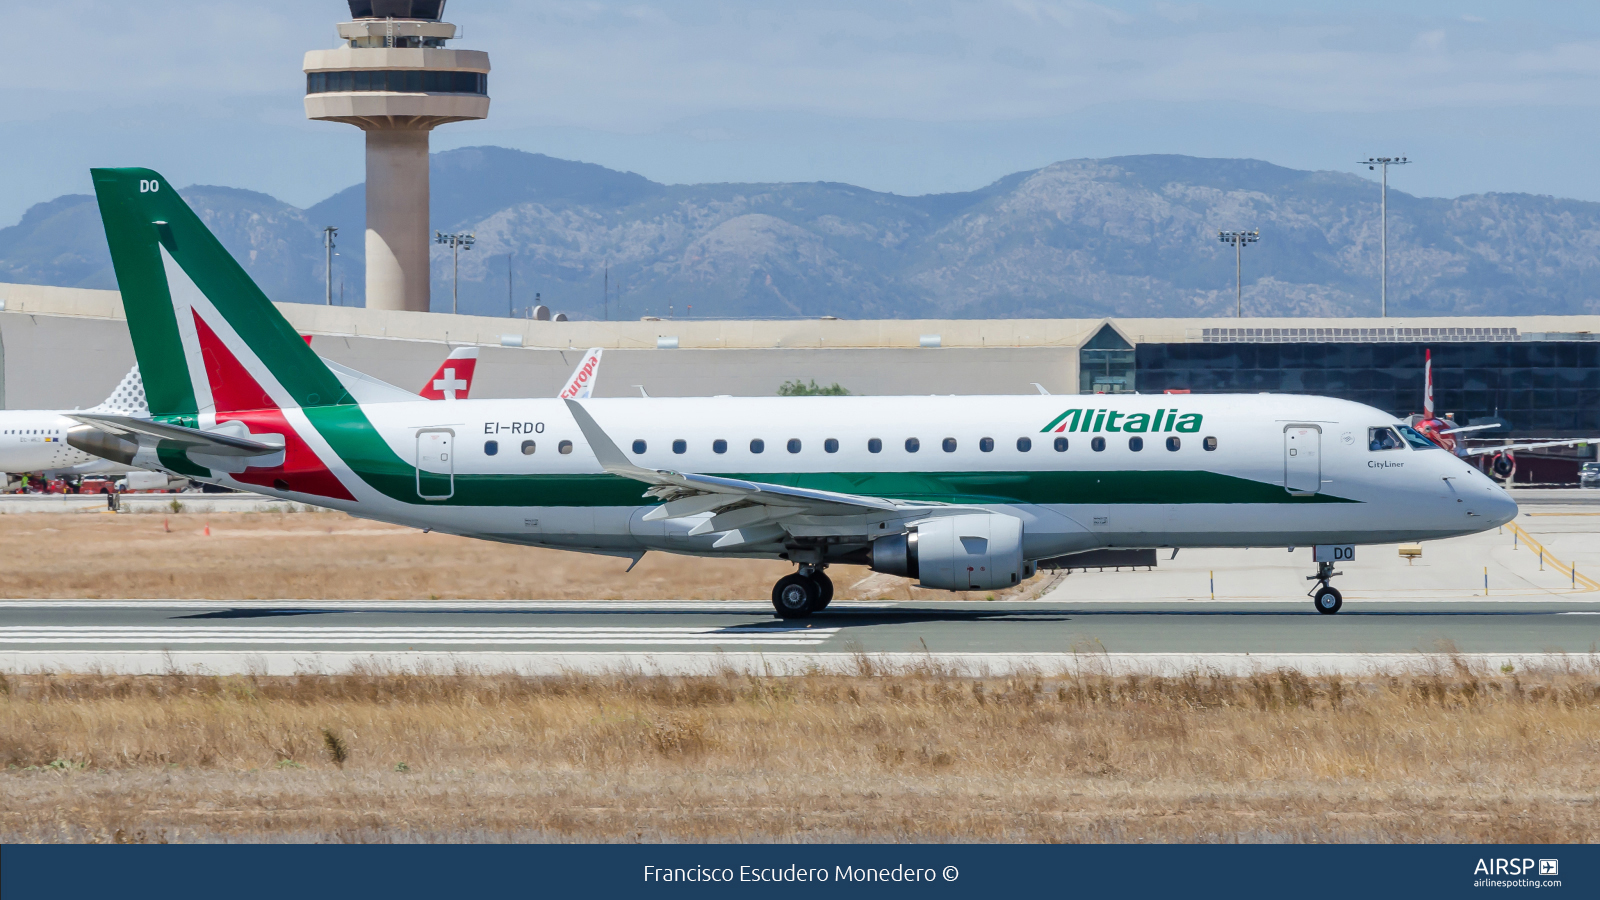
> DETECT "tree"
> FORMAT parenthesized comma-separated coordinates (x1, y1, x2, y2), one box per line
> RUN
(777, 379, 850, 396)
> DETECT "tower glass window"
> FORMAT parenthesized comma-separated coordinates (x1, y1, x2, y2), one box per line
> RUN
(307, 70, 487, 95)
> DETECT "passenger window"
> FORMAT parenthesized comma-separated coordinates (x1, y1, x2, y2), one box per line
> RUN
(521, 440, 536, 455)
(979, 437, 994, 452)
(1166, 436, 1180, 451)
(484, 440, 499, 456)
(1128, 436, 1143, 451)
(632, 440, 647, 454)
(1016, 437, 1032, 452)
(672, 439, 687, 454)
(824, 438, 839, 453)
(1091, 437, 1106, 452)
(750, 439, 765, 454)
(868, 438, 882, 453)
(713, 439, 727, 454)
(942, 438, 957, 452)
(1054, 437, 1068, 452)
(1203, 436, 1218, 451)
(787, 439, 802, 453)
(1368, 427, 1403, 451)
(558, 440, 573, 454)
(905, 438, 920, 453)
(1396, 424, 1439, 450)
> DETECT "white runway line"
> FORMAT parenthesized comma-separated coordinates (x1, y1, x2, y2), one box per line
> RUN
(0, 626, 841, 646)
(0, 600, 815, 611)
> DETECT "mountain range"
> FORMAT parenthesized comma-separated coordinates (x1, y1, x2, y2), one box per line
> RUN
(5, 147, 1600, 320)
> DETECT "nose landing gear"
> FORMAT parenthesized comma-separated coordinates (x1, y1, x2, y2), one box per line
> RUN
(1307, 561, 1343, 614)
(771, 565, 833, 619)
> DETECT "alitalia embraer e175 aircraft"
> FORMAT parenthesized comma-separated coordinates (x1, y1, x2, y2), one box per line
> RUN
(74, 168, 1518, 617)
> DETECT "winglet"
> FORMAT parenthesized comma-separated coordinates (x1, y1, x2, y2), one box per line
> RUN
(563, 399, 636, 474)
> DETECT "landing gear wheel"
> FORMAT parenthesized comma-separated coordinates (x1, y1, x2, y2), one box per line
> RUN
(1313, 585, 1343, 615)
(772, 574, 818, 619)
(812, 571, 834, 610)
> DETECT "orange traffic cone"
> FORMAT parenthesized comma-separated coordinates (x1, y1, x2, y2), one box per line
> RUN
(204, 522, 210, 536)
(164, 517, 170, 533)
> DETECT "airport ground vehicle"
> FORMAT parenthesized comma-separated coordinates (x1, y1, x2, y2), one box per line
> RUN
(70, 168, 1519, 616)
(1581, 462, 1600, 488)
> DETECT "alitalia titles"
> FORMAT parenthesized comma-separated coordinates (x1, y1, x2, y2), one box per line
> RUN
(1041, 408, 1203, 434)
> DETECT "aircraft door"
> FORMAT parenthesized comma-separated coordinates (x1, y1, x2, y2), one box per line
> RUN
(416, 428, 454, 500)
(1283, 424, 1321, 496)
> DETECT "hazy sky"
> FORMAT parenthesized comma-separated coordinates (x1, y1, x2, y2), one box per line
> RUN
(6, 1, 1600, 225)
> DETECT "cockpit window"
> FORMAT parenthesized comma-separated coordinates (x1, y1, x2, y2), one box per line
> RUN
(1395, 425, 1438, 450)
(1368, 427, 1404, 451)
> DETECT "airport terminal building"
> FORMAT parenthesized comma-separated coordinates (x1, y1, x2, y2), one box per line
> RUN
(1, 281, 1595, 467)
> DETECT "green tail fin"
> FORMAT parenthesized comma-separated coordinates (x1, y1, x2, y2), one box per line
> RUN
(91, 168, 350, 416)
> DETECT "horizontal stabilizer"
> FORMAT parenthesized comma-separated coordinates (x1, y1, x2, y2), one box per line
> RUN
(67, 413, 284, 457)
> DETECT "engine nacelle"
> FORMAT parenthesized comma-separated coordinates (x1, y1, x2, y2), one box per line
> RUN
(67, 425, 137, 466)
(870, 513, 1025, 591)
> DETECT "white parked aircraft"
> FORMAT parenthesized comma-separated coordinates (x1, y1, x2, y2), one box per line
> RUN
(4, 344, 482, 483)
(0, 366, 150, 479)
(70, 167, 1518, 617)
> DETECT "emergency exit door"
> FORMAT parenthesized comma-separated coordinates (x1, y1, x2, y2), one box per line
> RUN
(1283, 425, 1321, 495)
(416, 429, 454, 500)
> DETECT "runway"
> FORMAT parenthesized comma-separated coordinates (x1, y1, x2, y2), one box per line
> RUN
(3, 502, 1597, 675)
(3, 597, 1597, 675)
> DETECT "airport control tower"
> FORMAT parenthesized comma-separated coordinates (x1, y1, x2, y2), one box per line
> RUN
(304, 1, 489, 312)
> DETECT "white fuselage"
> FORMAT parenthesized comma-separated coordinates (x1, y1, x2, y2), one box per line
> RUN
(0, 410, 134, 476)
(181, 392, 1518, 559)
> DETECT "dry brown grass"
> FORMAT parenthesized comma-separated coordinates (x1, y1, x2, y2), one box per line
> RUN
(3, 663, 1597, 843)
(0, 511, 1048, 602)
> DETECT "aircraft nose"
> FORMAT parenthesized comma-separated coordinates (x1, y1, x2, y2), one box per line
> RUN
(1483, 486, 1518, 528)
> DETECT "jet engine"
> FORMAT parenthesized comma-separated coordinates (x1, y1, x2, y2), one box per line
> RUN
(67, 425, 137, 466)
(870, 513, 1025, 591)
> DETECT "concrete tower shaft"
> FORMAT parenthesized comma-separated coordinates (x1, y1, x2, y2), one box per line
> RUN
(304, 2, 490, 313)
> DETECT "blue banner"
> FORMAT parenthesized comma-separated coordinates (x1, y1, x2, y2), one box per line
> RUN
(2, 844, 1593, 899)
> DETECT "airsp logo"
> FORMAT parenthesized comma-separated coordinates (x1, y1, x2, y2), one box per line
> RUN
(139, 179, 161, 193)
(1474, 858, 1548, 876)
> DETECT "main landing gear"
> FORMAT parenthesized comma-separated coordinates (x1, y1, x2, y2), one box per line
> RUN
(1307, 561, 1343, 615)
(772, 565, 833, 619)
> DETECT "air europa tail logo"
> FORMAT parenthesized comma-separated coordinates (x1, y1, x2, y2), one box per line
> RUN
(1040, 408, 1202, 434)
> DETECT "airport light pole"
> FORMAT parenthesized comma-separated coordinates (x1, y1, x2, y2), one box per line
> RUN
(1218, 230, 1259, 317)
(1360, 156, 1411, 317)
(435, 231, 475, 315)
(322, 226, 338, 306)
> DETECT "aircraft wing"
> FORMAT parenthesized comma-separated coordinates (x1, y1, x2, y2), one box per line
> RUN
(1462, 438, 1600, 457)
(564, 399, 924, 547)
(66, 413, 284, 457)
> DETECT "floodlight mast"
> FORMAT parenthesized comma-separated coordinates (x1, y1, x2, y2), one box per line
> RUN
(435, 231, 476, 315)
(1218, 230, 1259, 317)
(1361, 156, 1411, 317)
(322, 226, 338, 306)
